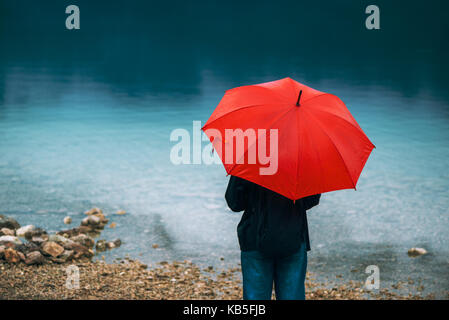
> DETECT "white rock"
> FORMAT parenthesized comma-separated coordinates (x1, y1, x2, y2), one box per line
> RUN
(71, 234, 95, 248)
(81, 215, 100, 226)
(106, 242, 116, 249)
(0, 228, 15, 236)
(0, 235, 22, 245)
(408, 247, 427, 257)
(16, 225, 35, 238)
(63, 216, 72, 224)
(87, 215, 100, 225)
(48, 234, 75, 246)
(81, 217, 89, 226)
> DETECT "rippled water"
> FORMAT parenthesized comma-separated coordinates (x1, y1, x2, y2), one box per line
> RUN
(1, 0, 448, 298)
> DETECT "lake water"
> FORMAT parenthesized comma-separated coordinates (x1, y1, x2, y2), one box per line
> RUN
(0, 0, 448, 298)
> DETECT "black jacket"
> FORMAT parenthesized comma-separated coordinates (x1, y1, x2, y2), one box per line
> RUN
(225, 176, 321, 258)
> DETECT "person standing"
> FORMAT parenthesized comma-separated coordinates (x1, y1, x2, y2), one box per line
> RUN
(225, 175, 321, 300)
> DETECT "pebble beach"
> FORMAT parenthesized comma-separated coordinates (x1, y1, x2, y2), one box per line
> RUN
(0, 210, 440, 300)
(1, 258, 435, 300)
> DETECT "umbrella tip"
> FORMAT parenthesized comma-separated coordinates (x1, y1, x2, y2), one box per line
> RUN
(296, 90, 303, 107)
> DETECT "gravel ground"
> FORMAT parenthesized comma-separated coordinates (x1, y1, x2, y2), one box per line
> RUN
(0, 258, 434, 300)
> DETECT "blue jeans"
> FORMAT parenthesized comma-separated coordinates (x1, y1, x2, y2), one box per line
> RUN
(241, 242, 307, 300)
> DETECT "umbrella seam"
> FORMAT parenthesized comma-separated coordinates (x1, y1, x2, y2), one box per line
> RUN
(302, 108, 357, 189)
(286, 77, 301, 104)
(227, 106, 296, 176)
(202, 103, 290, 130)
(253, 78, 296, 102)
(295, 111, 326, 197)
(254, 86, 291, 103)
(301, 92, 332, 105)
(306, 97, 362, 130)
(301, 111, 327, 196)
(305, 107, 375, 147)
(294, 107, 300, 197)
(225, 85, 291, 103)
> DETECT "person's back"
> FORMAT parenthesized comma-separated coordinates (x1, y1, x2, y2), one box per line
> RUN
(225, 175, 320, 300)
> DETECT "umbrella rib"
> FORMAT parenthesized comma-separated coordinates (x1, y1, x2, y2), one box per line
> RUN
(202, 103, 287, 130)
(255, 86, 291, 102)
(227, 106, 296, 176)
(305, 107, 374, 146)
(300, 111, 326, 196)
(285, 77, 301, 103)
(226, 83, 290, 102)
(254, 78, 296, 102)
(300, 92, 330, 105)
(302, 108, 357, 189)
(204, 82, 295, 131)
(294, 107, 300, 196)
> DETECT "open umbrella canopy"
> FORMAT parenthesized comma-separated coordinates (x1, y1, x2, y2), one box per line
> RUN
(202, 77, 375, 200)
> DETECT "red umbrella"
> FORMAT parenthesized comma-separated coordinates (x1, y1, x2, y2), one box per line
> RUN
(202, 77, 375, 200)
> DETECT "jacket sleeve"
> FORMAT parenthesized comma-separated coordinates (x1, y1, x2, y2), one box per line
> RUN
(302, 194, 321, 211)
(225, 176, 249, 212)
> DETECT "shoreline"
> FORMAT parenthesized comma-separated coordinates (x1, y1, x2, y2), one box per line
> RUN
(0, 212, 442, 300)
(0, 258, 434, 300)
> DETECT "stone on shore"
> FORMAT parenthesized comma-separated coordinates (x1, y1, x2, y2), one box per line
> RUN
(113, 239, 121, 247)
(96, 238, 121, 251)
(15, 242, 40, 254)
(16, 225, 35, 238)
(106, 242, 116, 249)
(42, 241, 64, 258)
(24, 227, 48, 241)
(29, 236, 47, 246)
(0, 228, 15, 236)
(17, 251, 25, 261)
(25, 251, 45, 265)
(0, 235, 22, 245)
(81, 209, 109, 231)
(71, 234, 95, 248)
(81, 215, 100, 226)
(408, 247, 427, 257)
(60, 249, 74, 261)
(51, 249, 75, 263)
(4, 248, 21, 263)
(64, 242, 93, 259)
(0, 214, 20, 230)
(48, 234, 75, 246)
(57, 226, 91, 238)
(63, 216, 72, 224)
(96, 240, 107, 252)
(95, 212, 107, 221)
(84, 207, 103, 215)
(0, 212, 119, 265)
